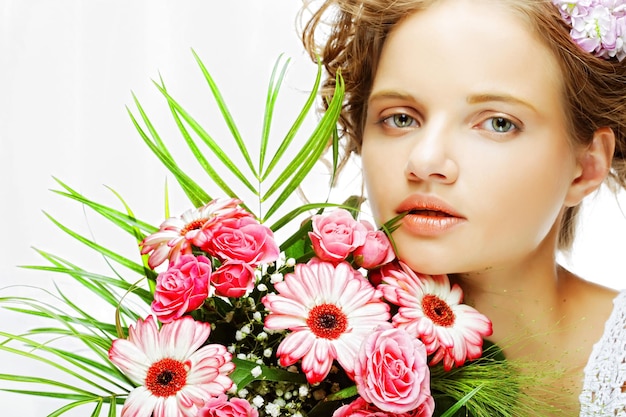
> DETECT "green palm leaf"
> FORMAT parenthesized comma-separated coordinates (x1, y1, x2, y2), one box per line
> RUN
(1, 52, 345, 417)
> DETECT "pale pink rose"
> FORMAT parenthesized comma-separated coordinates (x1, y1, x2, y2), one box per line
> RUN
(309, 209, 368, 263)
(332, 397, 434, 417)
(211, 261, 256, 298)
(151, 254, 211, 323)
(354, 327, 433, 414)
(353, 221, 395, 269)
(198, 394, 258, 417)
(205, 217, 279, 266)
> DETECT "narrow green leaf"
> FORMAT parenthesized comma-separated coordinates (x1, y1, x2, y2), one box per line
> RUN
(0, 374, 96, 396)
(324, 385, 358, 402)
(52, 177, 157, 236)
(157, 77, 241, 200)
(269, 202, 340, 233)
(107, 398, 117, 417)
(0, 340, 116, 394)
(48, 398, 104, 417)
(152, 82, 257, 195)
(191, 48, 257, 178)
(230, 358, 306, 388)
(261, 57, 323, 181)
(259, 54, 290, 175)
(330, 125, 340, 186)
(127, 104, 209, 207)
(439, 384, 484, 417)
(90, 399, 103, 417)
(43, 212, 146, 276)
(261, 73, 345, 220)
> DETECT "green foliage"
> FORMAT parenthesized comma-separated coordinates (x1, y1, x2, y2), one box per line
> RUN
(0, 52, 344, 416)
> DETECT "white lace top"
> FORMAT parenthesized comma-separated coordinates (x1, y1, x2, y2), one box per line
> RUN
(580, 290, 626, 416)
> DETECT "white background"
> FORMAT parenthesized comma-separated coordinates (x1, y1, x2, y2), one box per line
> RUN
(1, 1, 625, 416)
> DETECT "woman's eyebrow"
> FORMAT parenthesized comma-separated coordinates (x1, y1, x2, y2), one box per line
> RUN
(368, 90, 417, 103)
(466, 93, 538, 113)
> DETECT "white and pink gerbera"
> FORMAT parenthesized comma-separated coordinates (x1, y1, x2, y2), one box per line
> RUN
(108, 316, 234, 417)
(379, 262, 492, 371)
(141, 198, 251, 269)
(262, 260, 390, 383)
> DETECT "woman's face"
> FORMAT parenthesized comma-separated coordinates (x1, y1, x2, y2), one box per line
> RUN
(361, 0, 581, 275)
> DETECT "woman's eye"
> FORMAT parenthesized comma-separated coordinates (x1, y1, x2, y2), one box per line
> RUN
(381, 113, 417, 129)
(484, 117, 517, 133)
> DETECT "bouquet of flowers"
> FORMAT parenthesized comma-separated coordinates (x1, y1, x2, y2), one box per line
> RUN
(0, 52, 545, 417)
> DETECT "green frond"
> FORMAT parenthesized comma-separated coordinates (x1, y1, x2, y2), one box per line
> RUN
(127, 100, 210, 207)
(191, 48, 257, 178)
(261, 72, 345, 221)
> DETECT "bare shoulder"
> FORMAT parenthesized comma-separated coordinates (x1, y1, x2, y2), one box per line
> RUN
(562, 270, 620, 331)
(569, 273, 620, 308)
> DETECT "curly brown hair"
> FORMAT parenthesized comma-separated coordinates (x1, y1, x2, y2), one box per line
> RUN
(301, 0, 626, 249)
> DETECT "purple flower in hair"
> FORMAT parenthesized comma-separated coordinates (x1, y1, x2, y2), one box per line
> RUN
(552, 0, 626, 61)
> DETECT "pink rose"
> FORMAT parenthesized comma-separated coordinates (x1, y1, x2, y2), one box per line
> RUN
(332, 397, 434, 417)
(205, 217, 279, 266)
(211, 261, 256, 298)
(198, 394, 258, 417)
(151, 254, 211, 323)
(309, 209, 368, 263)
(353, 221, 396, 269)
(354, 327, 433, 415)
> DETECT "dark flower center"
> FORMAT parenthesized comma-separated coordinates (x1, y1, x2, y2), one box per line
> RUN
(307, 303, 348, 340)
(145, 358, 187, 397)
(422, 294, 455, 327)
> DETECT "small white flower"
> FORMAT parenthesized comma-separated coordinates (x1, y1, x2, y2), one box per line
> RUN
(284, 391, 292, 400)
(237, 388, 249, 398)
(263, 348, 273, 358)
(251, 365, 262, 378)
(270, 273, 284, 283)
(240, 324, 252, 334)
(265, 402, 281, 417)
(257, 283, 269, 292)
(235, 330, 245, 341)
(298, 385, 309, 397)
(237, 353, 247, 360)
(256, 331, 268, 341)
(252, 395, 265, 407)
(253, 311, 262, 321)
(286, 258, 296, 267)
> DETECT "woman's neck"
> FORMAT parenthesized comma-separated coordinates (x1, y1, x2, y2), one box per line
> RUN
(449, 243, 616, 415)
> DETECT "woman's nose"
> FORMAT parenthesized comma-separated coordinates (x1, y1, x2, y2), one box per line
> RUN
(404, 123, 459, 184)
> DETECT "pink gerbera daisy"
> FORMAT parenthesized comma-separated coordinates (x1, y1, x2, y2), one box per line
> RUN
(141, 198, 250, 269)
(109, 316, 234, 417)
(379, 262, 492, 370)
(262, 260, 390, 383)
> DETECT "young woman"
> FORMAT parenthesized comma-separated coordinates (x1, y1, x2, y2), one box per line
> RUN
(303, 0, 626, 415)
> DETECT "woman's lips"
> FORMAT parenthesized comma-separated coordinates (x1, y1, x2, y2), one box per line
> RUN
(396, 195, 466, 236)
